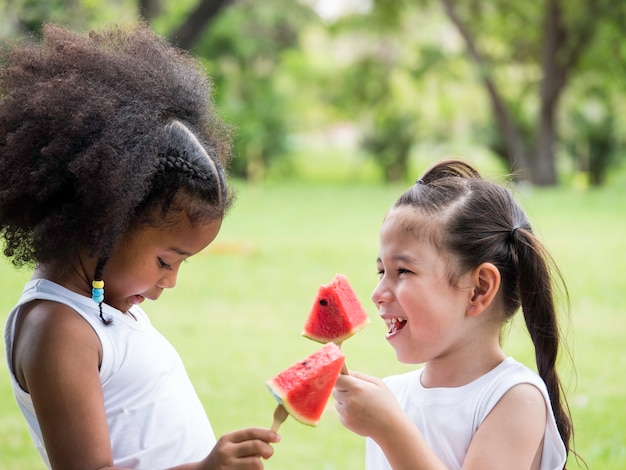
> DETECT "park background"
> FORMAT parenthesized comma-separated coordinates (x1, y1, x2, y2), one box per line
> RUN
(1, 0, 625, 468)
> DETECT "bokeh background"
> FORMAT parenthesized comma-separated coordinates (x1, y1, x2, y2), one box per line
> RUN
(1, 0, 625, 468)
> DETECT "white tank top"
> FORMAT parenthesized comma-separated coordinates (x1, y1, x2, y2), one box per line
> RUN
(4, 279, 216, 469)
(366, 357, 566, 470)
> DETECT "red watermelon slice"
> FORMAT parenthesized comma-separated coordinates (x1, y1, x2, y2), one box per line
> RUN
(267, 343, 345, 427)
(302, 274, 370, 344)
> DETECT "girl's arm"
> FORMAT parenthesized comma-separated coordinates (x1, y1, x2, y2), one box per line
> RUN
(334, 373, 547, 470)
(14, 300, 118, 468)
(13, 301, 278, 470)
(462, 383, 547, 470)
(333, 372, 447, 470)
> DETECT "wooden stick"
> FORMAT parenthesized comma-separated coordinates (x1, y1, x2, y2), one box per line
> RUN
(271, 404, 288, 432)
(334, 339, 349, 375)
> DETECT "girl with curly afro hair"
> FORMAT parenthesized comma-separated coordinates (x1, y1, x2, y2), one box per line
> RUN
(1, 22, 279, 469)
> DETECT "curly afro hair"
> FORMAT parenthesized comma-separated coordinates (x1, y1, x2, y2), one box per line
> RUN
(0, 22, 234, 275)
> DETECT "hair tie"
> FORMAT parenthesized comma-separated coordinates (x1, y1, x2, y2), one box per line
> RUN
(415, 178, 425, 185)
(510, 226, 520, 238)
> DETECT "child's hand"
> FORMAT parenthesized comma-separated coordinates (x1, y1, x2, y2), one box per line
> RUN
(201, 428, 280, 469)
(333, 371, 404, 441)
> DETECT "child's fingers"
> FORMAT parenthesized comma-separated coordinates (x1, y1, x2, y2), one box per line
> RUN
(224, 438, 275, 460)
(206, 429, 279, 468)
(334, 370, 382, 391)
(347, 370, 383, 384)
(227, 427, 281, 444)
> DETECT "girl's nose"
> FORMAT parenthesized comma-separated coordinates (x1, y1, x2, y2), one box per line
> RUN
(371, 279, 391, 305)
(157, 270, 178, 289)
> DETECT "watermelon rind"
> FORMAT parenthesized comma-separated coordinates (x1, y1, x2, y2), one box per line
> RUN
(267, 380, 319, 426)
(302, 320, 369, 344)
(266, 343, 345, 426)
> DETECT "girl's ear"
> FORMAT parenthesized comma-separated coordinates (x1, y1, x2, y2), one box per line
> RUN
(468, 262, 501, 316)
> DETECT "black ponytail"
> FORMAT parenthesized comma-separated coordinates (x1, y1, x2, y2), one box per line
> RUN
(512, 229, 573, 462)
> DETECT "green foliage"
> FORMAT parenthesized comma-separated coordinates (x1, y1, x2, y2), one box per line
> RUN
(563, 84, 618, 186)
(318, 4, 477, 183)
(362, 109, 416, 182)
(0, 0, 137, 38)
(2, 0, 624, 185)
(189, 0, 318, 180)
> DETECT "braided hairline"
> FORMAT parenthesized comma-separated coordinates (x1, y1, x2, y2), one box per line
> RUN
(165, 120, 225, 204)
(157, 155, 210, 181)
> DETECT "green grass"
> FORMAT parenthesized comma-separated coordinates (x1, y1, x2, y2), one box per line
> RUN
(0, 181, 624, 469)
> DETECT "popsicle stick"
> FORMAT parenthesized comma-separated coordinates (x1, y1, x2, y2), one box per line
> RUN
(334, 340, 350, 375)
(271, 404, 288, 432)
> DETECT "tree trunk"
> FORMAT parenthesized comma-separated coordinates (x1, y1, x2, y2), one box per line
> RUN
(139, 0, 161, 22)
(533, 0, 565, 185)
(168, 0, 232, 50)
(441, 0, 598, 185)
(440, 0, 531, 181)
(533, 0, 597, 185)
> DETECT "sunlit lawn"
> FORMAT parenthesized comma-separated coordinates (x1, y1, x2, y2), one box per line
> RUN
(0, 178, 624, 469)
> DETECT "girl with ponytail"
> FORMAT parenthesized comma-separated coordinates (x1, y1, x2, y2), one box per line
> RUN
(334, 160, 575, 469)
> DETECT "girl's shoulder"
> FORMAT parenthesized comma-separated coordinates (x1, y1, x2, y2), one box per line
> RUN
(473, 358, 551, 423)
(483, 357, 548, 394)
(8, 279, 99, 345)
(8, 292, 102, 393)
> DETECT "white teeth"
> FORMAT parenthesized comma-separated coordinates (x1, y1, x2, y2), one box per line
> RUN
(384, 317, 407, 334)
(385, 317, 407, 335)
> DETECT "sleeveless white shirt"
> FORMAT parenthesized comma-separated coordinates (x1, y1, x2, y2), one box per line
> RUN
(366, 357, 566, 470)
(4, 279, 216, 469)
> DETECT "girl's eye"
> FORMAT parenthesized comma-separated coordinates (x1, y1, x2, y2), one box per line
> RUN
(158, 257, 172, 270)
(397, 268, 412, 275)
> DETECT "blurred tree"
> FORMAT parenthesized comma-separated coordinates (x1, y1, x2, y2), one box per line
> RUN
(139, 0, 161, 21)
(314, 0, 485, 183)
(332, 35, 414, 183)
(191, 0, 317, 179)
(3, 0, 623, 184)
(439, 0, 624, 185)
(2, 0, 231, 45)
(565, 85, 619, 186)
(301, 0, 625, 185)
(561, 3, 626, 186)
(1, 0, 314, 180)
(167, 0, 230, 49)
(362, 110, 416, 182)
(0, 0, 135, 36)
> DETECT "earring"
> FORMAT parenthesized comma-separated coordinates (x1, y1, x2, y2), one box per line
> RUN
(92, 280, 104, 303)
(469, 306, 476, 313)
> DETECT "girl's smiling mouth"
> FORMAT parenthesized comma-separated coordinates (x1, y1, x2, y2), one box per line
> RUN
(384, 317, 407, 338)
